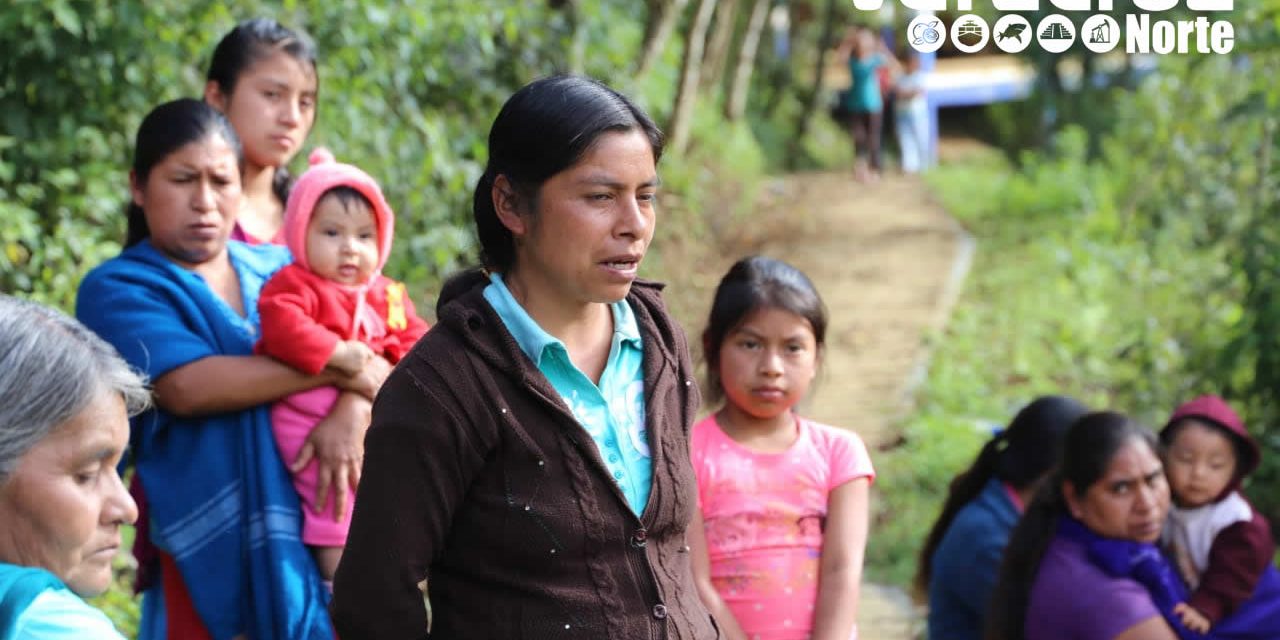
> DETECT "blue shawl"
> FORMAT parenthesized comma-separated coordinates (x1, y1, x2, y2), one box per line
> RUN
(76, 240, 332, 640)
(1060, 516, 1280, 640)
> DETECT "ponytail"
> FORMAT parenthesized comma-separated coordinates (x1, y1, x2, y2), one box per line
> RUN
(272, 164, 294, 206)
(473, 171, 516, 272)
(914, 434, 1005, 597)
(983, 476, 1066, 640)
(915, 395, 1086, 598)
(125, 203, 149, 248)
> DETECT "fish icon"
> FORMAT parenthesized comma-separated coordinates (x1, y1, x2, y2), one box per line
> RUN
(997, 23, 1028, 42)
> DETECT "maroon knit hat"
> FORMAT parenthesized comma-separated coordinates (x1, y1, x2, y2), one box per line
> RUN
(1161, 394, 1260, 480)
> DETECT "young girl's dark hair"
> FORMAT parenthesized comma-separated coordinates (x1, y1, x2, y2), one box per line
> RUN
(701, 256, 827, 403)
(914, 395, 1088, 597)
(126, 99, 242, 247)
(984, 411, 1162, 640)
(472, 75, 664, 272)
(207, 17, 318, 204)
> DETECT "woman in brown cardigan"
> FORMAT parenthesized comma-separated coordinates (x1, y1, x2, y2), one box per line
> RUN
(330, 75, 718, 639)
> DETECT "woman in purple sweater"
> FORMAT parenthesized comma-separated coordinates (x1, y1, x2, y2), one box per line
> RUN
(986, 411, 1179, 640)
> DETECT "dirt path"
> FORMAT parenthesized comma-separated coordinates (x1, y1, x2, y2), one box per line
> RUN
(664, 170, 973, 639)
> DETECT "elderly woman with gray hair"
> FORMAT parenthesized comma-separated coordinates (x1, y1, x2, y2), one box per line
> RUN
(0, 295, 147, 638)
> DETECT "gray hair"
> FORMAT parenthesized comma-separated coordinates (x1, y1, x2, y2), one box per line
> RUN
(0, 295, 150, 481)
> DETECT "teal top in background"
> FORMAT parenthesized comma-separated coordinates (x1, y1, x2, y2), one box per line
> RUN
(847, 53, 886, 113)
(483, 273, 652, 515)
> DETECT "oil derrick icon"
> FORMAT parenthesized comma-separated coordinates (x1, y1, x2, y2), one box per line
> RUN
(1040, 22, 1071, 40)
(1090, 22, 1111, 43)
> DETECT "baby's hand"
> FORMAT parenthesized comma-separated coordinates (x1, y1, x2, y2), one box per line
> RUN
(1174, 602, 1212, 634)
(327, 340, 375, 376)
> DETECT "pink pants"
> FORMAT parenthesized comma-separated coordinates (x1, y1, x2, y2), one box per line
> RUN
(271, 386, 354, 546)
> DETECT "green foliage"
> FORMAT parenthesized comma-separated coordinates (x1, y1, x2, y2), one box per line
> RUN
(2, 0, 847, 314)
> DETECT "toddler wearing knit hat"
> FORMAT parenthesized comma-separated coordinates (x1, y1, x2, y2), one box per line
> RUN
(256, 148, 429, 580)
(1160, 395, 1280, 636)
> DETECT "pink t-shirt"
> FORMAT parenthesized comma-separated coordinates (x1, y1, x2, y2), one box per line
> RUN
(691, 414, 875, 640)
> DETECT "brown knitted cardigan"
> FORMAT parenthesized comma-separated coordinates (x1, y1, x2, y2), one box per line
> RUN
(331, 271, 718, 639)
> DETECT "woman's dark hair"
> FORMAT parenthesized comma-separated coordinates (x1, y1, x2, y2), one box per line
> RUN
(701, 256, 827, 403)
(473, 75, 664, 272)
(984, 411, 1162, 640)
(207, 18, 318, 204)
(125, 99, 242, 247)
(914, 395, 1088, 597)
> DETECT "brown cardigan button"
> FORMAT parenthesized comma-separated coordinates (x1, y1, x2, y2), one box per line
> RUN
(631, 528, 648, 547)
(652, 603, 668, 619)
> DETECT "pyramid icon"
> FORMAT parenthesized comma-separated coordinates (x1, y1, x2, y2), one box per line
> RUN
(1040, 22, 1072, 39)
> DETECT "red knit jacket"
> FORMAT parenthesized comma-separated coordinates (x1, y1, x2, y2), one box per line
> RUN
(256, 263, 429, 374)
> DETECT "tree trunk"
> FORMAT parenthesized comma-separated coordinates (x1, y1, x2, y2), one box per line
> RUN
(762, 0, 795, 119)
(788, 0, 841, 169)
(564, 0, 588, 74)
(667, 0, 718, 155)
(700, 0, 741, 94)
(725, 0, 771, 120)
(636, 0, 689, 79)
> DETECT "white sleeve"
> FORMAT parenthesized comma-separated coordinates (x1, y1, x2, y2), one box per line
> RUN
(12, 588, 127, 639)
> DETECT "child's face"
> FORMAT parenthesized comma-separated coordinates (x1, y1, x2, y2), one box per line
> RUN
(1165, 419, 1238, 508)
(305, 194, 378, 285)
(717, 306, 819, 421)
(207, 50, 317, 171)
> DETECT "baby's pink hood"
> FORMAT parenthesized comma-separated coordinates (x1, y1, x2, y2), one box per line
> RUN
(282, 148, 395, 278)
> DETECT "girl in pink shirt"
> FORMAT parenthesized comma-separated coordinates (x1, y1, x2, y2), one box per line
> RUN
(690, 256, 875, 640)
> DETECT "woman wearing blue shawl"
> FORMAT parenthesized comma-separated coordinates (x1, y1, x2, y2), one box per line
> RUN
(76, 99, 383, 639)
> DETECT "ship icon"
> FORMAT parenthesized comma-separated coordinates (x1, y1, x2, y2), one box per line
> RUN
(956, 18, 985, 46)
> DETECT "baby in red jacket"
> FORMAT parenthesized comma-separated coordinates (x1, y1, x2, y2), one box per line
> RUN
(256, 148, 429, 580)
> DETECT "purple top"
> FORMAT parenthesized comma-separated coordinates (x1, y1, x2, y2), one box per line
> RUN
(1027, 536, 1162, 640)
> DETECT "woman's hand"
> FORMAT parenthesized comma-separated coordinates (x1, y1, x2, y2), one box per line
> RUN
(333, 355, 393, 401)
(290, 392, 372, 520)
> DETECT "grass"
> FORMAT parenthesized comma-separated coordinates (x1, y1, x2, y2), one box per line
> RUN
(861, 122, 1240, 590)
